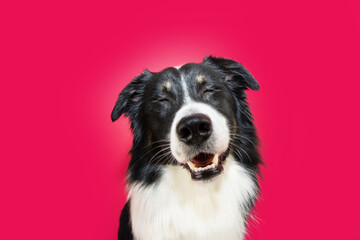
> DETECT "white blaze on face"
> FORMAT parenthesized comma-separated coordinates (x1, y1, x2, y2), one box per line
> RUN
(169, 66, 230, 164)
(180, 68, 191, 104)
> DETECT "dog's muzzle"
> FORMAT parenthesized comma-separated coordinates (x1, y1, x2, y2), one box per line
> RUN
(170, 102, 230, 180)
(175, 113, 229, 180)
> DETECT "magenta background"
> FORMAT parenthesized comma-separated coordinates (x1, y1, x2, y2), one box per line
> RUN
(1, 0, 360, 239)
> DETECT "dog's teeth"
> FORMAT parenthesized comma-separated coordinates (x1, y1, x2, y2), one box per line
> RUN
(213, 154, 219, 165)
(187, 161, 196, 170)
(187, 154, 220, 173)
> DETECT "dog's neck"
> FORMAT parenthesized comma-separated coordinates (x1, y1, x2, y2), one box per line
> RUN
(127, 155, 257, 240)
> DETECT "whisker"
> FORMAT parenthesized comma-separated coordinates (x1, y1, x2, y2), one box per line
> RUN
(151, 151, 173, 165)
(142, 143, 171, 158)
(239, 147, 253, 163)
(229, 133, 257, 149)
(142, 148, 172, 174)
(229, 139, 254, 164)
(229, 145, 243, 162)
(148, 139, 171, 145)
(148, 147, 171, 164)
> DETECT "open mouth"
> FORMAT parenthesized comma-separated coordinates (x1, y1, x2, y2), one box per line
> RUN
(182, 150, 229, 180)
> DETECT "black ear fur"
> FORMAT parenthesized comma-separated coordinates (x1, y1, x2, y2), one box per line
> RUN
(202, 56, 259, 91)
(111, 69, 152, 122)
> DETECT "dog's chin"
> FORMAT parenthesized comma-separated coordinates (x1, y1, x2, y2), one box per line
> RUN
(181, 149, 230, 181)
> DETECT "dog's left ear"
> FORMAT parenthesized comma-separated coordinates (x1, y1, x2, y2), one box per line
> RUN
(202, 56, 259, 91)
(111, 69, 152, 122)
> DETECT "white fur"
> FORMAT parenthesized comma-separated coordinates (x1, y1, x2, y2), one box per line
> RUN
(170, 102, 230, 163)
(180, 69, 191, 103)
(128, 155, 257, 240)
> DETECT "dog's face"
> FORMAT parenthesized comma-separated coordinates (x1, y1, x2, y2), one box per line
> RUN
(112, 56, 259, 182)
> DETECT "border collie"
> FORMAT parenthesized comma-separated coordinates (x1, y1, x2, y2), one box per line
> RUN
(111, 56, 261, 240)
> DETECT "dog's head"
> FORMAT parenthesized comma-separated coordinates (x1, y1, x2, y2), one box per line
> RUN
(112, 56, 260, 183)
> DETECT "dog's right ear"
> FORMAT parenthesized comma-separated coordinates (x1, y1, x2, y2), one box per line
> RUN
(111, 69, 152, 122)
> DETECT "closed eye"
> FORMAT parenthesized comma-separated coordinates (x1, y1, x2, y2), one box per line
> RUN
(200, 87, 217, 95)
(155, 92, 175, 104)
(203, 89, 215, 94)
(157, 95, 175, 103)
(158, 98, 170, 102)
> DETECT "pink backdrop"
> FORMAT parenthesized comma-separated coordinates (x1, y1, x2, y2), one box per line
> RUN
(1, 0, 360, 239)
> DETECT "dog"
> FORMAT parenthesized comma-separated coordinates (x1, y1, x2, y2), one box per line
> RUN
(111, 56, 261, 240)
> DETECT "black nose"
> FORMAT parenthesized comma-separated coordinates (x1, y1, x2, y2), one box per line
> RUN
(176, 114, 212, 145)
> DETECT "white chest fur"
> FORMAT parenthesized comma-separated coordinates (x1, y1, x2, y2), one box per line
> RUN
(128, 156, 257, 240)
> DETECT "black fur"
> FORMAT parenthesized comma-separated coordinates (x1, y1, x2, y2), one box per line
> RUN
(118, 201, 133, 240)
(112, 56, 261, 239)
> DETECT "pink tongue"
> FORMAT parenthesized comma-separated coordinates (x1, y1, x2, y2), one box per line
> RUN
(190, 153, 215, 167)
